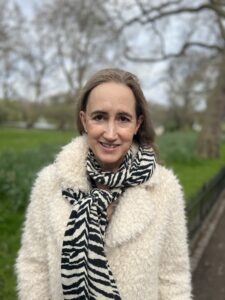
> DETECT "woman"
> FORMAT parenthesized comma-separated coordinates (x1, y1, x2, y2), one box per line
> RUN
(16, 68, 192, 300)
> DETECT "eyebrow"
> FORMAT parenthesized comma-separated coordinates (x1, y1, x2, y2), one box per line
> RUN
(117, 112, 133, 119)
(90, 110, 107, 117)
(90, 110, 133, 118)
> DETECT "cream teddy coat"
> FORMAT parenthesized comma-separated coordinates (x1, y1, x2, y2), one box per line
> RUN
(16, 135, 192, 300)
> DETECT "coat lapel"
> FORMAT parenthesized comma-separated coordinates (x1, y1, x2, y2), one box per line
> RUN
(55, 135, 160, 248)
(55, 135, 90, 192)
(105, 185, 156, 248)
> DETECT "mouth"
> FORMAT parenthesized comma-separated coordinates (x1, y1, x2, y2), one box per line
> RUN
(99, 142, 119, 149)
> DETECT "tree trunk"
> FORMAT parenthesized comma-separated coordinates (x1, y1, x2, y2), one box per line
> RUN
(197, 52, 225, 158)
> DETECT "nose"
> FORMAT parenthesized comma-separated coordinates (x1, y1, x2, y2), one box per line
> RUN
(103, 121, 117, 141)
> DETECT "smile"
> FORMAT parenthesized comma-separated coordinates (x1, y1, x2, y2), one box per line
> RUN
(99, 142, 119, 148)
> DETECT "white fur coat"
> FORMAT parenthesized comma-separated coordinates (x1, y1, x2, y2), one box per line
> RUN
(16, 136, 192, 300)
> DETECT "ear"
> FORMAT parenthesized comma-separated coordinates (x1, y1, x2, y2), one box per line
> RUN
(135, 115, 144, 134)
(79, 111, 87, 133)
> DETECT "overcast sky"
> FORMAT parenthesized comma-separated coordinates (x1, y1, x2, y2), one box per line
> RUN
(13, 0, 170, 105)
(15, 0, 34, 17)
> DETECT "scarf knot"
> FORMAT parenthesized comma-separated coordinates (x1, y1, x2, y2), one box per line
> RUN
(91, 189, 116, 213)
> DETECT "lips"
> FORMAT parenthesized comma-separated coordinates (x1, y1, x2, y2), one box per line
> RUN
(99, 142, 119, 149)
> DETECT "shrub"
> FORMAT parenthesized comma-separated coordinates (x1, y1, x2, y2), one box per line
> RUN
(0, 144, 60, 211)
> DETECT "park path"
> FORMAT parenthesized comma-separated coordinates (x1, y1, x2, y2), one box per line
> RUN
(192, 190, 225, 300)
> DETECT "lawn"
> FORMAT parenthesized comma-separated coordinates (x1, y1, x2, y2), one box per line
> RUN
(156, 130, 225, 200)
(0, 128, 75, 300)
(0, 127, 224, 299)
(0, 127, 75, 152)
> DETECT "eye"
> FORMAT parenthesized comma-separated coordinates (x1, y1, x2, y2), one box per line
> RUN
(118, 115, 131, 123)
(92, 114, 105, 121)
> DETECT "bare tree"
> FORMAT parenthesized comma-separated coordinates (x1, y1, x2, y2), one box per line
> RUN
(18, 19, 53, 102)
(165, 54, 211, 130)
(197, 52, 225, 157)
(110, 0, 225, 158)
(34, 0, 116, 100)
(0, 0, 25, 99)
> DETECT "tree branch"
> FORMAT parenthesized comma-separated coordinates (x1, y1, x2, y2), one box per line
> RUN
(134, 0, 183, 16)
(216, 13, 225, 40)
(119, 3, 225, 32)
(125, 42, 223, 63)
(151, 22, 165, 57)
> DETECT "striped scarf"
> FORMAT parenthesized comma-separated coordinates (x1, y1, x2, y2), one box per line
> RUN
(61, 146, 156, 299)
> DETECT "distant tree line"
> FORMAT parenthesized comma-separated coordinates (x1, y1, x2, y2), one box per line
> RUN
(0, 0, 225, 157)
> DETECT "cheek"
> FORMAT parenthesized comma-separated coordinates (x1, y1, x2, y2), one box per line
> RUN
(86, 123, 102, 141)
(86, 121, 98, 133)
(120, 127, 136, 141)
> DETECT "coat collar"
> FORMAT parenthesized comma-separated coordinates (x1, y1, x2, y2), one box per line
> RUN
(55, 135, 91, 192)
(55, 135, 160, 247)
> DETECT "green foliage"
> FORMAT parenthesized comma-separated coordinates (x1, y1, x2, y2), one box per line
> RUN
(0, 129, 75, 212)
(0, 144, 67, 299)
(171, 143, 225, 201)
(0, 128, 75, 299)
(0, 99, 43, 128)
(43, 102, 75, 130)
(0, 199, 24, 300)
(156, 130, 198, 164)
(0, 146, 62, 299)
(0, 145, 59, 210)
(0, 100, 24, 124)
(156, 130, 225, 199)
(0, 97, 76, 130)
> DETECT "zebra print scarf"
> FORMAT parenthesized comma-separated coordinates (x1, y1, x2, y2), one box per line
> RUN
(61, 146, 156, 299)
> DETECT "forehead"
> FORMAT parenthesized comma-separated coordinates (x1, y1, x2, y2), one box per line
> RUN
(87, 82, 136, 112)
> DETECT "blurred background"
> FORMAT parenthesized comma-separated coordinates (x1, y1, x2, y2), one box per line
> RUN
(0, 0, 225, 299)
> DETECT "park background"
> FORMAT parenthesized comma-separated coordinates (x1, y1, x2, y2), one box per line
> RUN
(0, 0, 225, 299)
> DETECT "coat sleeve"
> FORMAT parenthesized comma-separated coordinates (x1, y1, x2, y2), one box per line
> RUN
(158, 172, 192, 300)
(15, 166, 53, 300)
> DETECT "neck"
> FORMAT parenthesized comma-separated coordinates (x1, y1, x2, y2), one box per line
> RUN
(96, 183, 109, 190)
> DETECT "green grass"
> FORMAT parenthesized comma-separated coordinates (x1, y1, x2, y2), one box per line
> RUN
(157, 130, 198, 164)
(0, 199, 24, 300)
(170, 144, 225, 201)
(0, 127, 225, 299)
(0, 127, 75, 152)
(156, 131, 225, 199)
(0, 147, 58, 299)
(0, 128, 75, 300)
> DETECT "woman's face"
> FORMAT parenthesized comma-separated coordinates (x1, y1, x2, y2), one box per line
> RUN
(80, 82, 143, 172)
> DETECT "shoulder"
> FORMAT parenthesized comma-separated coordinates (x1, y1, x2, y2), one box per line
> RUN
(149, 163, 182, 191)
(147, 163, 185, 209)
(34, 135, 88, 188)
(157, 164, 182, 191)
(29, 164, 57, 205)
(54, 135, 90, 191)
(55, 135, 88, 165)
(33, 163, 56, 186)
